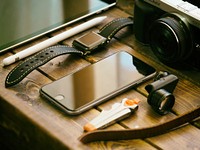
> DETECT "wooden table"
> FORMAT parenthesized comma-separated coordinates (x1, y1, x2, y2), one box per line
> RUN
(1, 1, 200, 149)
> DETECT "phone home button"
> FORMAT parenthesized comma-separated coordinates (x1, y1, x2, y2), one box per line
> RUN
(54, 94, 65, 101)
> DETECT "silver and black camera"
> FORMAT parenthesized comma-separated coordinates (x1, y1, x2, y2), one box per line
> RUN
(134, 0, 200, 69)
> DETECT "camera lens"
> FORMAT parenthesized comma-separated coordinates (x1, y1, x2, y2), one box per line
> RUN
(149, 13, 193, 65)
(147, 89, 175, 115)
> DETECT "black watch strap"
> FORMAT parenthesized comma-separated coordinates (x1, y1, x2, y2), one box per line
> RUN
(72, 17, 133, 53)
(5, 46, 83, 87)
(98, 17, 133, 41)
(5, 17, 133, 87)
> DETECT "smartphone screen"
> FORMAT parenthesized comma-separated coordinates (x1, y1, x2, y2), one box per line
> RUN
(40, 51, 156, 115)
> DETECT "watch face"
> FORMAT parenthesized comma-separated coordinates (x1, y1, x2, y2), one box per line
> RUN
(75, 32, 106, 49)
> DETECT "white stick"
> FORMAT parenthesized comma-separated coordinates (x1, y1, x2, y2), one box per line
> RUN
(2, 16, 107, 66)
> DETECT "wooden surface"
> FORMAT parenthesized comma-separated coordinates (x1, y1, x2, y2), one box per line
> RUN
(1, 0, 200, 149)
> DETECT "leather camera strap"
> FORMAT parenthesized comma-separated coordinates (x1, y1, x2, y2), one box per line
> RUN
(79, 106, 200, 143)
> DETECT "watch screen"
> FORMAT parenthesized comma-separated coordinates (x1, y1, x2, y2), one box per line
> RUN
(76, 32, 106, 48)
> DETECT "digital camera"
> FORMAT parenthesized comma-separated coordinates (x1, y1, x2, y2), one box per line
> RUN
(134, 0, 200, 69)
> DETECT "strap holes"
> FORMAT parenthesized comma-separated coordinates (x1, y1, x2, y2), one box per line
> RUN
(30, 61, 34, 64)
(25, 64, 29, 67)
(50, 50, 54, 53)
(40, 55, 44, 58)
(20, 68, 24, 72)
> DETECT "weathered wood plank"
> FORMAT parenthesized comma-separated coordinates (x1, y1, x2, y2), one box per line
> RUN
(147, 125, 200, 150)
(1, 0, 200, 149)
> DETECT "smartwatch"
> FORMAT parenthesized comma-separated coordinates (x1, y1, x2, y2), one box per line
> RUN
(5, 17, 133, 87)
(72, 32, 107, 54)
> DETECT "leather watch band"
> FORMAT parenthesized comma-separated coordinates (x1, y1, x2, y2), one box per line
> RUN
(79, 105, 200, 143)
(98, 17, 133, 42)
(5, 17, 133, 87)
(72, 17, 133, 53)
(5, 46, 83, 87)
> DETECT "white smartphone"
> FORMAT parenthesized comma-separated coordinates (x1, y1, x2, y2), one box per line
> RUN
(40, 51, 156, 115)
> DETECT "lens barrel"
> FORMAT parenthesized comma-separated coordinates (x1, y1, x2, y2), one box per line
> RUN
(147, 89, 175, 115)
(149, 13, 193, 65)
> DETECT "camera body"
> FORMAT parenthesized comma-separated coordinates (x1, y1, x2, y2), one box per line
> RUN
(134, 0, 200, 69)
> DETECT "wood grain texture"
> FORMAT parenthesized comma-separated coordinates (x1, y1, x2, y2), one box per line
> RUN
(1, 0, 200, 149)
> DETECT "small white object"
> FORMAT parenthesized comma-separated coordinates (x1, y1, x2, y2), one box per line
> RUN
(84, 98, 140, 132)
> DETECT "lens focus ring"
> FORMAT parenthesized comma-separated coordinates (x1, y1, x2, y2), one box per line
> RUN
(147, 89, 175, 115)
(149, 13, 193, 64)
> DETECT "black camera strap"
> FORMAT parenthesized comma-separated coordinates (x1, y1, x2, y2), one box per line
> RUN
(79, 105, 200, 143)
